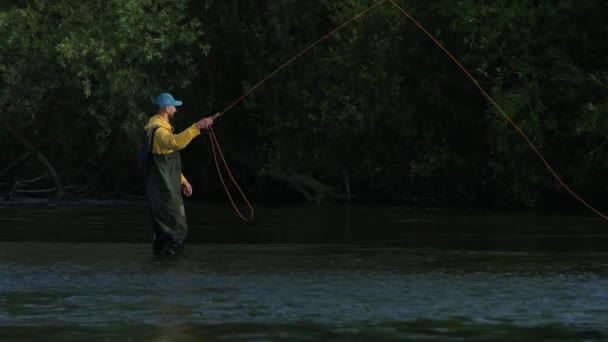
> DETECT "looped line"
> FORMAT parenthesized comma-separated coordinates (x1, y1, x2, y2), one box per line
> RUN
(208, 127, 254, 222)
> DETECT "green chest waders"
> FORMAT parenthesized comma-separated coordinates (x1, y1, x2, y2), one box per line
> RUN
(146, 150, 188, 255)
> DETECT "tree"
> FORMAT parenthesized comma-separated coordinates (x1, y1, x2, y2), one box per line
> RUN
(0, 0, 208, 198)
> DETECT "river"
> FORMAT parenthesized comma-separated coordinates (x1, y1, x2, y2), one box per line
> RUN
(1, 202, 607, 340)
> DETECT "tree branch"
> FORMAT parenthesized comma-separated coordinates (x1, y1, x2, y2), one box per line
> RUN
(0, 115, 64, 198)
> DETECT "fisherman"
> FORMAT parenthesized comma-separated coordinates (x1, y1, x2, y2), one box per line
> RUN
(143, 93, 213, 255)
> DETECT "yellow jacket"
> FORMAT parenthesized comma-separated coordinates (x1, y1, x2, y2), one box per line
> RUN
(144, 114, 200, 184)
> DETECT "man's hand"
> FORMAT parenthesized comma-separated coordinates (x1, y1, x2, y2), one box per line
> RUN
(196, 116, 214, 130)
(181, 181, 193, 197)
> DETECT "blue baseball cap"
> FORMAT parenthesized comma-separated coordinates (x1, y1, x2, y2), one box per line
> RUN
(155, 93, 183, 108)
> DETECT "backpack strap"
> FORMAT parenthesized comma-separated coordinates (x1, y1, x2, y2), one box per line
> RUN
(139, 125, 161, 178)
(146, 125, 161, 152)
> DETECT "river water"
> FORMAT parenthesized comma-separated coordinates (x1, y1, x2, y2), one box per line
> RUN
(1, 202, 607, 340)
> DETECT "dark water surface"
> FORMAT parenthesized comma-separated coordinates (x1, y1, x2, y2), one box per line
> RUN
(1, 203, 608, 340)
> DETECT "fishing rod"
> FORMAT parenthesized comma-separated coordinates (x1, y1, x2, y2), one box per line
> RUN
(211, 0, 388, 121)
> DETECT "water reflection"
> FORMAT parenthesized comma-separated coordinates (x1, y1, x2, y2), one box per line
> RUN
(0, 203, 607, 251)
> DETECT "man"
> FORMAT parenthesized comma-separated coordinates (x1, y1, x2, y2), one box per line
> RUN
(144, 92, 213, 255)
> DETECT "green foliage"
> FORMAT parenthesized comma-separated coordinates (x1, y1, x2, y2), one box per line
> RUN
(2, 0, 607, 206)
(0, 0, 208, 193)
(439, 0, 608, 204)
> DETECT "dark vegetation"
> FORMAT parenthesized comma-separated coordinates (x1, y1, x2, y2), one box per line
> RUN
(1, 0, 607, 208)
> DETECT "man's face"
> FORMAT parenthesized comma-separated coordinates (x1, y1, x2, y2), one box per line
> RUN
(166, 105, 177, 119)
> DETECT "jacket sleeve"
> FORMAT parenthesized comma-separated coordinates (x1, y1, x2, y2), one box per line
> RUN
(155, 124, 201, 151)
